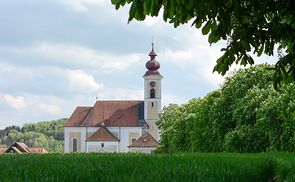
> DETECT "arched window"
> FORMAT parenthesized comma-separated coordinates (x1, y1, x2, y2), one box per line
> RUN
(150, 89, 155, 98)
(72, 138, 77, 152)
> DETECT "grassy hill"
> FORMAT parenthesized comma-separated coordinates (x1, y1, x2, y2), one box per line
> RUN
(0, 118, 66, 152)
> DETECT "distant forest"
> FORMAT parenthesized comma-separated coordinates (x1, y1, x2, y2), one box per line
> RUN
(0, 118, 66, 153)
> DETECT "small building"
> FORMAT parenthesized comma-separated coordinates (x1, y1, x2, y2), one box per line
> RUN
(128, 132, 158, 153)
(0, 142, 48, 154)
(64, 45, 162, 153)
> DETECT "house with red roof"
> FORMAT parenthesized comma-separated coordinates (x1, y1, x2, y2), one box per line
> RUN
(64, 45, 162, 153)
(0, 142, 48, 154)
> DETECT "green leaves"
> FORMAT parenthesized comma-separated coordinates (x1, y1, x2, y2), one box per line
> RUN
(143, 0, 151, 15)
(256, 45, 264, 57)
(202, 21, 211, 35)
(191, 17, 202, 28)
(112, 0, 295, 87)
(213, 60, 228, 75)
(158, 65, 295, 152)
(272, 53, 295, 90)
(128, 0, 145, 22)
(208, 32, 220, 44)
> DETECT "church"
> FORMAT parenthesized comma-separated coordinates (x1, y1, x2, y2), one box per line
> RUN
(64, 45, 163, 153)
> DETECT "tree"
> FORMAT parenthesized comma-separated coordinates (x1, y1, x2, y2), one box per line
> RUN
(156, 104, 191, 152)
(156, 64, 295, 152)
(111, 0, 295, 88)
(189, 91, 224, 152)
(256, 83, 295, 151)
(0, 118, 66, 152)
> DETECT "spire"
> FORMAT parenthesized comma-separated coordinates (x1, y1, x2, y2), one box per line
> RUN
(144, 42, 161, 76)
(149, 41, 157, 60)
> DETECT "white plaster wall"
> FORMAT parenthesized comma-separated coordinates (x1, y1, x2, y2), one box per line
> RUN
(87, 141, 118, 152)
(65, 127, 143, 153)
(143, 74, 162, 140)
(77, 127, 142, 153)
(64, 128, 68, 152)
(64, 127, 87, 153)
(119, 127, 142, 152)
(143, 75, 162, 99)
(86, 127, 120, 140)
(129, 147, 156, 153)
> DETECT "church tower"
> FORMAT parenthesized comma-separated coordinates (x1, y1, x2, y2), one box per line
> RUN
(143, 44, 163, 141)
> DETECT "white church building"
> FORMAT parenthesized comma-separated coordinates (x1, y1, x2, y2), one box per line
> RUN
(64, 45, 163, 153)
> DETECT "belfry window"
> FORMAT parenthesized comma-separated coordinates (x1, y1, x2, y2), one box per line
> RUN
(72, 138, 77, 152)
(150, 89, 155, 98)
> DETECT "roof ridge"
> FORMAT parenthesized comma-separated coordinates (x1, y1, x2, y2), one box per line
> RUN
(102, 127, 119, 141)
(67, 101, 144, 127)
(77, 106, 92, 108)
(87, 127, 119, 141)
(80, 107, 93, 126)
(128, 132, 158, 148)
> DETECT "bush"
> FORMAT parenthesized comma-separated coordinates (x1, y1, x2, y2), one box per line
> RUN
(224, 125, 269, 152)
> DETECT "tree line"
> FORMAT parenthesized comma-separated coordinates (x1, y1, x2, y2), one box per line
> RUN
(0, 118, 66, 152)
(157, 64, 295, 152)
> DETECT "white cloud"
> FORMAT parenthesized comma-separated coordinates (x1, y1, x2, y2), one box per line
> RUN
(160, 46, 225, 88)
(161, 49, 194, 68)
(142, 16, 161, 26)
(53, 0, 109, 12)
(0, 93, 78, 128)
(67, 69, 104, 92)
(38, 104, 62, 115)
(2, 94, 26, 110)
(99, 88, 143, 100)
(0, 42, 141, 73)
(162, 93, 188, 107)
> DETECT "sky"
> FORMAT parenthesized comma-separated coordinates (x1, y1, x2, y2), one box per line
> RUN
(0, 0, 278, 129)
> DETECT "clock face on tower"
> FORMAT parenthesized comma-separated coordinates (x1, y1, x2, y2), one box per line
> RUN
(150, 81, 156, 87)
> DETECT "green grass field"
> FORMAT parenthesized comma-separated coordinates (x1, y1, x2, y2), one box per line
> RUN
(0, 153, 294, 182)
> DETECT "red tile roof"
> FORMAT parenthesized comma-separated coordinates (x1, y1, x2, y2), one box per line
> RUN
(0, 147, 7, 153)
(2, 142, 48, 154)
(65, 101, 144, 127)
(87, 127, 119, 141)
(29, 147, 48, 153)
(65, 107, 92, 127)
(128, 132, 158, 148)
(11, 147, 22, 154)
(15, 142, 30, 153)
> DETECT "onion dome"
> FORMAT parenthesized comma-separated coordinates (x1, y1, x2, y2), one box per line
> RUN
(144, 43, 161, 76)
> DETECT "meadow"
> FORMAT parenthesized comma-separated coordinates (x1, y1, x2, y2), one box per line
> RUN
(0, 153, 294, 182)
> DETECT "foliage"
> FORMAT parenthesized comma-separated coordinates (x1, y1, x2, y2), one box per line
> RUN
(189, 92, 224, 152)
(157, 104, 192, 152)
(2, 153, 295, 181)
(224, 125, 269, 152)
(157, 64, 295, 152)
(111, 0, 295, 88)
(0, 118, 66, 152)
